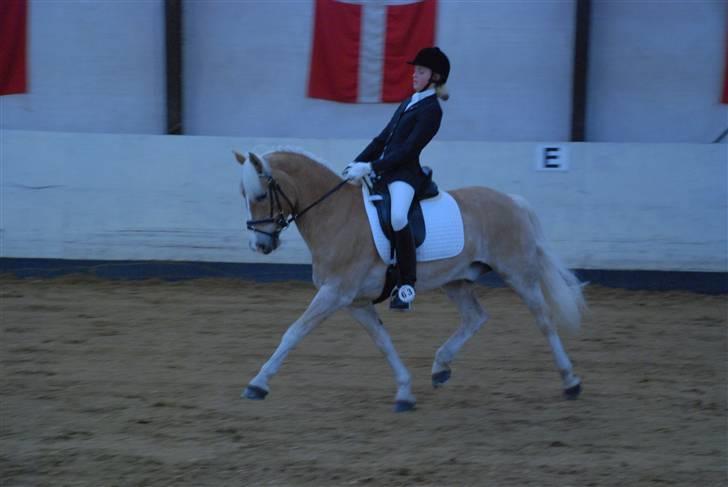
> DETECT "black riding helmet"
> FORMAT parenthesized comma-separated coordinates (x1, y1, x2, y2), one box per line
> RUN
(408, 47, 450, 85)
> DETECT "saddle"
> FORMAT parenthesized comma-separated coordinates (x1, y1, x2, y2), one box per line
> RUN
(366, 166, 439, 256)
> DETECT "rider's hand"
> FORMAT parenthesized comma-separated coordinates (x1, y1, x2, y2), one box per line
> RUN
(342, 162, 372, 181)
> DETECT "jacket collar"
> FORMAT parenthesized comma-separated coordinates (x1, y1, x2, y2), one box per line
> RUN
(404, 90, 437, 112)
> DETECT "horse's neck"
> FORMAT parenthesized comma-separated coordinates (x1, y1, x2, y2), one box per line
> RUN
(273, 154, 359, 254)
(270, 153, 374, 284)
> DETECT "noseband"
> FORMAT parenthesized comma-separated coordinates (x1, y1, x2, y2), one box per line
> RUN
(246, 173, 350, 241)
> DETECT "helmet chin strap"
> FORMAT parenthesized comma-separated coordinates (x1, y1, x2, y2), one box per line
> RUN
(417, 71, 442, 93)
(417, 79, 436, 93)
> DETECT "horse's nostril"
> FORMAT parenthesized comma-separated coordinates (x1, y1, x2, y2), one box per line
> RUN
(256, 242, 272, 254)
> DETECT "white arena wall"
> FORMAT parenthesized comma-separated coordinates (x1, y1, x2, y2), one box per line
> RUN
(1, 130, 726, 275)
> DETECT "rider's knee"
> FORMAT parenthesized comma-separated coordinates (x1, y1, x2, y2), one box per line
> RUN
(391, 212, 408, 231)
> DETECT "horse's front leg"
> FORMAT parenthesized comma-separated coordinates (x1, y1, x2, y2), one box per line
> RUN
(348, 304, 416, 412)
(243, 285, 350, 400)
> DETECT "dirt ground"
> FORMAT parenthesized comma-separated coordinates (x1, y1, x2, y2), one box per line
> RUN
(1, 276, 725, 486)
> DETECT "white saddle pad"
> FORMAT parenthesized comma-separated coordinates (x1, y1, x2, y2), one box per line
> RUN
(362, 184, 465, 264)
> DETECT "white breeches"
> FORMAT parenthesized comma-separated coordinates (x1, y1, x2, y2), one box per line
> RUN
(388, 181, 415, 231)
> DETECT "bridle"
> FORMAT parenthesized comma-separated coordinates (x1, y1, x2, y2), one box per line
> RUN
(246, 173, 351, 241)
(245, 173, 350, 242)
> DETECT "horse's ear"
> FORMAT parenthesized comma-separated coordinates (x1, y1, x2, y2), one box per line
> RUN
(248, 152, 265, 175)
(233, 151, 246, 165)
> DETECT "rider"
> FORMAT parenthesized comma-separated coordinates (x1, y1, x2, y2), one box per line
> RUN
(344, 47, 450, 311)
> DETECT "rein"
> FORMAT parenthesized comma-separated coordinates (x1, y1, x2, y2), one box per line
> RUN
(246, 174, 351, 239)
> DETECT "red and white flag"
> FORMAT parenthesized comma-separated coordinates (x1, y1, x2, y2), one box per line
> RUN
(0, 0, 28, 96)
(308, 0, 437, 103)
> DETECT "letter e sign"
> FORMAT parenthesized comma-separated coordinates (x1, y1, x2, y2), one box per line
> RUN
(536, 145, 569, 171)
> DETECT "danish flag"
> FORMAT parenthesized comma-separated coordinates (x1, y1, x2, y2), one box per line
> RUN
(0, 0, 27, 95)
(308, 0, 437, 103)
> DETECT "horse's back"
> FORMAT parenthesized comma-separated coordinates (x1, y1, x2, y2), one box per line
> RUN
(448, 185, 530, 226)
(447, 185, 538, 264)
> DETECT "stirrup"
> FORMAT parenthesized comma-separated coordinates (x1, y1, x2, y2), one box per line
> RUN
(397, 285, 416, 303)
(389, 285, 415, 311)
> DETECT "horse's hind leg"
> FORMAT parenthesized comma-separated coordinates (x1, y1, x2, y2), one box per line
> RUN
(431, 280, 489, 388)
(348, 304, 415, 412)
(508, 279, 581, 399)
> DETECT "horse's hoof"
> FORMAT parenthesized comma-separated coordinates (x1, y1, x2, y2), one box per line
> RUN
(564, 383, 581, 400)
(393, 400, 416, 413)
(432, 370, 451, 388)
(242, 385, 268, 400)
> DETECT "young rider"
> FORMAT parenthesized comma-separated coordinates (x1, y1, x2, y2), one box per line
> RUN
(344, 47, 450, 311)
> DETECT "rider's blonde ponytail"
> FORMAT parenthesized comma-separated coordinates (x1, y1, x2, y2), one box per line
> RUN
(436, 83, 449, 101)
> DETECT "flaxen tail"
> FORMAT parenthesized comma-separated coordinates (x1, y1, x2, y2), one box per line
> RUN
(510, 195, 587, 333)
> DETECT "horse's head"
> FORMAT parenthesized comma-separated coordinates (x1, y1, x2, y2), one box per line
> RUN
(234, 151, 296, 254)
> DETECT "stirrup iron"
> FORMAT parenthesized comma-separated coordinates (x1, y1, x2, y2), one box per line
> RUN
(389, 285, 415, 311)
(397, 285, 415, 303)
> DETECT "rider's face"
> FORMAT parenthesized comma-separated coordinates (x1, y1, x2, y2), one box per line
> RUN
(412, 65, 432, 92)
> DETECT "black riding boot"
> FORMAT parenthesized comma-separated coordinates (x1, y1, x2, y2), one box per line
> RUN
(390, 224, 417, 311)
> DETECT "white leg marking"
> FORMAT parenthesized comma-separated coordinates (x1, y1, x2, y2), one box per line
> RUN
(348, 304, 415, 404)
(547, 332, 580, 388)
(514, 281, 580, 389)
(248, 285, 349, 392)
(432, 281, 489, 375)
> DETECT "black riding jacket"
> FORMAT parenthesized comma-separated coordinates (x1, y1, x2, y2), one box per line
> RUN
(355, 94, 442, 189)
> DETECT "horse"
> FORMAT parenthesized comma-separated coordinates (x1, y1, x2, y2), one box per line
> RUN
(234, 149, 586, 412)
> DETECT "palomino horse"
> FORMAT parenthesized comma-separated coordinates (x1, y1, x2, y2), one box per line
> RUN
(235, 149, 586, 412)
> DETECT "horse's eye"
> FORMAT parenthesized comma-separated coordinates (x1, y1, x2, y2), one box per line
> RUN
(254, 194, 266, 202)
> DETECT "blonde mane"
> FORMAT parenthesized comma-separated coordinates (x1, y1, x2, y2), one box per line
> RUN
(262, 147, 336, 173)
(241, 147, 341, 202)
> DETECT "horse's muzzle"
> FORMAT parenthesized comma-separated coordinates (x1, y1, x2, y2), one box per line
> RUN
(257, 242, 273, 254)
(250, 234, 279, 255)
